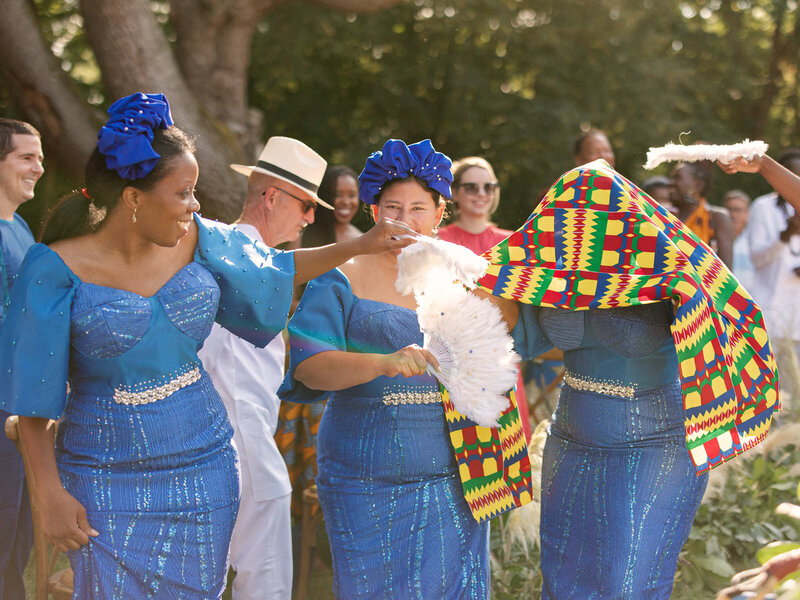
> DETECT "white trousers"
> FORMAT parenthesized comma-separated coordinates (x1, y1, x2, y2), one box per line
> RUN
(230, 475, 292, 600)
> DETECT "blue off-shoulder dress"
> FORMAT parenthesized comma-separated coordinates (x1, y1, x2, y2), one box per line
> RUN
(278, 269, 490, 600)
(0, 215, 294, 600)
(513, 302, 708, 600)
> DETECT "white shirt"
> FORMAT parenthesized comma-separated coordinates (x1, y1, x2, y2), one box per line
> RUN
(748, 192, 800, 340)
(198, 223, 292, 501)
(731, 228, 755, 292)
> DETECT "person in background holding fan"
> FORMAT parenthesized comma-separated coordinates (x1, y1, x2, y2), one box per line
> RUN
(278, 139, 532, 599)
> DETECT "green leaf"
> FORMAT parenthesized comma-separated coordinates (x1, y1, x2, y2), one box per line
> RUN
(692, 555, 736, 578)
(755, 541, 800, 565)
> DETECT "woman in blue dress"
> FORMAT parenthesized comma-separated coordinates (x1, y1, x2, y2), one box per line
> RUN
(279, 139, 491, 599)
(0, 93, 414, 599)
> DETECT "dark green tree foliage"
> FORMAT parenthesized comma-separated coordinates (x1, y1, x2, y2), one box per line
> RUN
(2, 0, 798, 230)
(250, 0, 799, 229)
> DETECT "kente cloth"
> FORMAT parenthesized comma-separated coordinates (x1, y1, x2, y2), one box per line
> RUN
(441, 385, 533, 522)
(477, 160, 779, 474)
(275, 399, 326, 518)
(684, 198, 715, 245)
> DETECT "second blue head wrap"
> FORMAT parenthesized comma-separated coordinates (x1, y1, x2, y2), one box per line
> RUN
(358, 139, 453, 205)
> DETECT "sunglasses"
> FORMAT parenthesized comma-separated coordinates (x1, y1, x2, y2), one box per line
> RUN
(265, 186, 317, 214)
(459, 182, 499, 196)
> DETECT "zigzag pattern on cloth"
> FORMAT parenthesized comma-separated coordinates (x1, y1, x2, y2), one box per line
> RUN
(441, 387, 533, 522)
(477, 159, 779, 475)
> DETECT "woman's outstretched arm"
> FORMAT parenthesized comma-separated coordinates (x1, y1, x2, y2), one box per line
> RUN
(292, 218, 417, 285)
(718, 155, 800, 210)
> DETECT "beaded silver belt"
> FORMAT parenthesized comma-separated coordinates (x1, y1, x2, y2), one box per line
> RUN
(113, 364, 201, 405)
(382, 389, 441, 406)
(563, 370, 636, 399)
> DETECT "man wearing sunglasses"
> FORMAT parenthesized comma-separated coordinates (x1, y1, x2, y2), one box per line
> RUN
(199, 137, 330, 600)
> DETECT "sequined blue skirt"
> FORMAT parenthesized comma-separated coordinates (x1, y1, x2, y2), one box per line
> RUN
(316, 392, 490, 600)
(540, 380, 707, 600)
(56, 373, 239, 599)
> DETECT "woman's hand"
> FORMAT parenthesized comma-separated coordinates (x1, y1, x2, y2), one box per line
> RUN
(717, 156, 764, 174)
(356, 218, 418, 255)
(40, 484, 99, 552)
(382, 344, 439, 378)
(716, 548, 800, 600)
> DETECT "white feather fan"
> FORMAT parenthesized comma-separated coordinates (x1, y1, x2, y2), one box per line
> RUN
(396, 236, 519, 427)
(644, 139, 768, 170)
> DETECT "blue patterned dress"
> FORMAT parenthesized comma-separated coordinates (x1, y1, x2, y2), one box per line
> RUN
(513, 302, 708, 600)
(278, 269, 490, 600)
(0, 215, 294, 599)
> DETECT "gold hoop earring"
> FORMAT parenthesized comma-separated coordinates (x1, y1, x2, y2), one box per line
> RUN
(132, 208, 137, 223)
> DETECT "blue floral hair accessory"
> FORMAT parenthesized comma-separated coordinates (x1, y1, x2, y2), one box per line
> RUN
(358, 139, 453, 205)
(97, 93, 174, 180)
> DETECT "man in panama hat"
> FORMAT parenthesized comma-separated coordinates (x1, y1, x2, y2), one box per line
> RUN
(200, 136, 329, 599)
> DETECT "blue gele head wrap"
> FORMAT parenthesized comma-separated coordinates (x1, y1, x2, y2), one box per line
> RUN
(358, 139, 453, 205)
(97, 93, 175, 180)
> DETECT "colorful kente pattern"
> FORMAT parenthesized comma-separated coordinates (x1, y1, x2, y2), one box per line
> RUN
(441, 385, 533, 522)
(477, 160, 779, 475)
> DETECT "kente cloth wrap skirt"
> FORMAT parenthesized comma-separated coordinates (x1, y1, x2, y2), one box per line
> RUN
(539, 378, 708, 600)
(58, 373, 239, 599)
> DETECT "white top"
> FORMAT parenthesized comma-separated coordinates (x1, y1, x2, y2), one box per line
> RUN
(198, 223, 292, 501)
(748, 192, 800, 340)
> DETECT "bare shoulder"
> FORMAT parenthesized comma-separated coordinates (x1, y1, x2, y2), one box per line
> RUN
(709, 205, 733, 224)
(338, 255, 365, 283)
(709, 204, 731, 216)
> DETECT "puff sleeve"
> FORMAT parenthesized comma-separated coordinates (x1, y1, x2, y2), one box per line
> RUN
(511, 303, 553, 360)
(0, 244, 75, 419)
(194, 215, 295, 348)
(278, 269, 355, 404)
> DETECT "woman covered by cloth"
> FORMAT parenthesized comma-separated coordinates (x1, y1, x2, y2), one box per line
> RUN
(480, 159, 779, 599)
(278, 139, 532, 599)
(0, 93, 415, 599)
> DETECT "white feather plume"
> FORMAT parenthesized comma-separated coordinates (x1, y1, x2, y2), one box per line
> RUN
(395, 235, 488, 294)
(644, 139, 768, 170)
(396, 236, 519, 427)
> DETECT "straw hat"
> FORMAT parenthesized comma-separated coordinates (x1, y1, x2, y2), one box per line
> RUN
(231, 136, 332, 209)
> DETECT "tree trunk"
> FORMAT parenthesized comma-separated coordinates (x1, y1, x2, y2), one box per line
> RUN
(170, 0, 284, 158)
(0, 0, 100, 181)
(0, 0, 406, 221)
(302, 0, 406, 12)
(79, 0, 246, 221)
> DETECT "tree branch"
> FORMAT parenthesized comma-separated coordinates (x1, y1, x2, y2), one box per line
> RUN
(299, 0, 405, 13)
(78, 0, 248, 221)
(0, 0, 100, 180)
